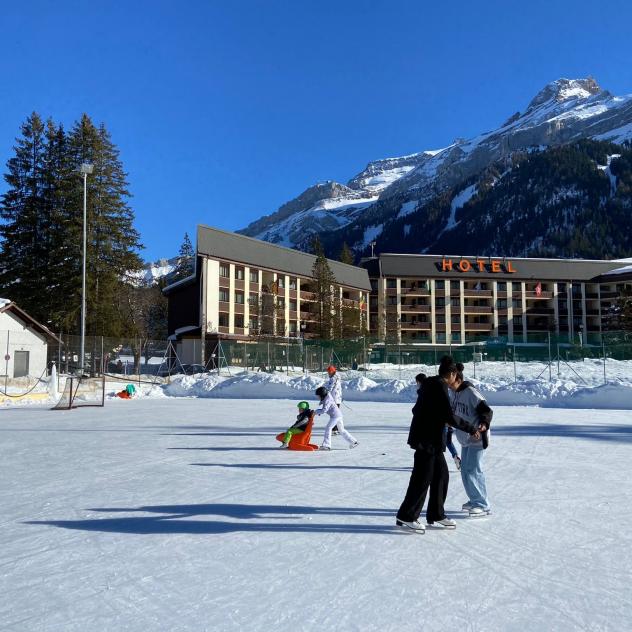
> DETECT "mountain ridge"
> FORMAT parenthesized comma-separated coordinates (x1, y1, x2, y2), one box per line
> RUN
(237, 77, 632, 260)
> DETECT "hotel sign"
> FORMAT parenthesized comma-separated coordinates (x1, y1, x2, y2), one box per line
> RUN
(440, 258, 517, 273)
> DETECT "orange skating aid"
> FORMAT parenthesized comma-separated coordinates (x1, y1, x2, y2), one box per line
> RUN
(276, 415, 319, 451)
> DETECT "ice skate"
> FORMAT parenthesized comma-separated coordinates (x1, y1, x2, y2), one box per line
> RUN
(427, 517, 456, 529)
(468, 507, 491, 517)
(396, 518, 425, 533)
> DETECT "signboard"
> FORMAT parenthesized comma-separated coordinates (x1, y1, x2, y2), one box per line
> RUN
(440, 258, 517, 274)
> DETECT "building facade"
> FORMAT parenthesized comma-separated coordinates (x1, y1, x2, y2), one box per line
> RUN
(364, 254, 632, 344)
(164, 226, 372, 363)
(0, 299, 61, 378)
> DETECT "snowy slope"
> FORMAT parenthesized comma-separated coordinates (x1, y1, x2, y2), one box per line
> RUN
(2, 399, 631, 631)
(238, 77, 632, 253)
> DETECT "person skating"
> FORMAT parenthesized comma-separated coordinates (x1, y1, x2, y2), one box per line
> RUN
(396, 356, 480, 533)
(279, 401, 313, 448)
(449, 363, 493, 517)
(314, 386, 358, 450)
(324, 365, 342, 434)
(417, 374, 461, 469)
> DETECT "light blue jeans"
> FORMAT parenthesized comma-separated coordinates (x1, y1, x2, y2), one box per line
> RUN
(460, 446, 489, 510)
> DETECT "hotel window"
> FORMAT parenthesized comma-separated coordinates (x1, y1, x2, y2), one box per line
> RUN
(451, 297, 459, 307)
(234, 314, 244, 328)
(419, 280, 428, 290)
(289, 300, 297, 312)
(249, 316, 259, 330)
(387, 296, 398, 305)
(289, 277, 297, 290)
(249, 292, 258, 305)
(277, 298, 285, 309)
(249, 269, 259, 283)
(497, 282, 507, 291)
(219, 288, 229, 303)
(452, 315, 460, 324)
(435, 280, 445, 290)
(451, 281, 460, 290)
(512, 298, 522, 308)
(436, 333, 446, 343)
(436, 314, 445, 323)
(436, 297, 445, 307)
(497, 299, 507, 309)
(219, 263, 229, 278)
(387, 279, 397, 289)
(514, 316, 523, 327)
(401, 314, 407, 323)
(371, 279, 378, 291)
(235, 267, 245, 280)
(235, 291, 244, 304)
(289, 321, 297, 334)
(218, 313, 229, 327)
(277, 276, 285, 289)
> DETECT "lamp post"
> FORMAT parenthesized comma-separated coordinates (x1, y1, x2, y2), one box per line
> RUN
(79, 163, 94, 374)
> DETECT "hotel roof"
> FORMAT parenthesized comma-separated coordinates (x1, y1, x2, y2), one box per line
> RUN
(197, 225, 372, 291)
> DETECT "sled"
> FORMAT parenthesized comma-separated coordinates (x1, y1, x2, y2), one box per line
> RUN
(276, 415, 319, 451)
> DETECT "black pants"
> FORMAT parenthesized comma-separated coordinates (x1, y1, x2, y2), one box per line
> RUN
(397, 446, 449, 523)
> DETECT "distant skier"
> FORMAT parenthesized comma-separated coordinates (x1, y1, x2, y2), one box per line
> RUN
(324, 365, 342, 434)
(449, 363, 493, 517)
(314, 386, 358, 451)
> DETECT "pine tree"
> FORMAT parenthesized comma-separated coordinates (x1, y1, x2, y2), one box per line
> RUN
(173, 232, 195, 280)
(66, 115, 144, 337)
(0, 113, 48, 319)
(339, 242, 354, 265)
(311, 236, 337, 340)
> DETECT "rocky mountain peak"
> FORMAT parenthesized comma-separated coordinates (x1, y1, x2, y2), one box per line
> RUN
(526, 77, 603, 111)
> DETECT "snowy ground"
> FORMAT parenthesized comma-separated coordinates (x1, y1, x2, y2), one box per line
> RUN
(1, 398, 631, 631)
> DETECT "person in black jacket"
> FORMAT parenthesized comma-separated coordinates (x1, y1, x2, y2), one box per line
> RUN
(396, 356, 480, 532)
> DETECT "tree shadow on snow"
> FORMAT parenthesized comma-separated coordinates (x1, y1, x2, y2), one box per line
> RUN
(493, 424, 632, 444)
(25, 502, 403, 536)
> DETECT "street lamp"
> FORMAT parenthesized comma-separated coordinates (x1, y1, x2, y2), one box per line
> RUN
(79, 163, 94, 374)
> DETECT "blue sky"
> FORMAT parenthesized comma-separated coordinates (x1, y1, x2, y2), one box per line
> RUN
(1, 0, 631, 262)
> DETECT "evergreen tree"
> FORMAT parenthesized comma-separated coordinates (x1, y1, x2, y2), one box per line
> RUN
(339, 242, 354, 265)
(311, 237, 337, 340)
(0, 113, 48, 319)
(173, 232, 195, 280)
(65, 114, 144, 337)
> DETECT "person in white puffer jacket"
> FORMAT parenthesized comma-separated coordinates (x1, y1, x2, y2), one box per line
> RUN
(324, 365, 342, 434)
(449, 363, 493, 517)
(314, 386, 358, 450)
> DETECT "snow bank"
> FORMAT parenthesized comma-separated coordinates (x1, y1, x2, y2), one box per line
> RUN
(145, 364, 632, 409)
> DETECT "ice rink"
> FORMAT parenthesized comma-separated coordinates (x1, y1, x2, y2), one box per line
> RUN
(1, 398, 631, 631)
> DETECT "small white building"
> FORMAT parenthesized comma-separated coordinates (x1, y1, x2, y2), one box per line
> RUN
(0, 299, 61, 379)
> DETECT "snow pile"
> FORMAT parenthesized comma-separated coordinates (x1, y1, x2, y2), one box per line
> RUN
(142, 361, 632, 409)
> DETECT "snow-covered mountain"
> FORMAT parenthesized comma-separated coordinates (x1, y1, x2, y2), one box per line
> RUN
(238, 78, 632, 255)
(129, 257, 177, 286)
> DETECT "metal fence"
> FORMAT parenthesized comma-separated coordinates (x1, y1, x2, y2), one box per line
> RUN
(2, 330, 631, 388)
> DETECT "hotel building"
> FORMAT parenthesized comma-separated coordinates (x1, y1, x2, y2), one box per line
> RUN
(164, 226, 371, 363)
(363, 253, 632, 344)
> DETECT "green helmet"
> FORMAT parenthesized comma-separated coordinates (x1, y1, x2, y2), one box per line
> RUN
(297, 401, 309, 410)
(125, 384, 136, 395)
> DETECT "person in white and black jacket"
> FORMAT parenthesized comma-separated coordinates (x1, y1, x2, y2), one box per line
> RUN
(449, 363, 493, 517)
(395, 357, 481, 532)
